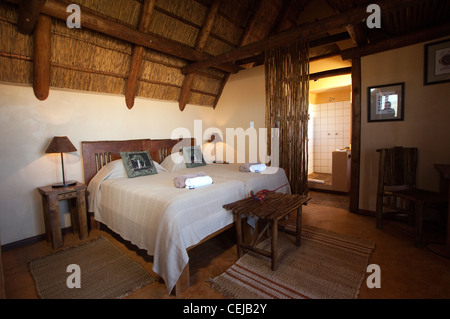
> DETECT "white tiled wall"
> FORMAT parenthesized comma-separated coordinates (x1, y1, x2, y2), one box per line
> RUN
(308, 101, 351, 174)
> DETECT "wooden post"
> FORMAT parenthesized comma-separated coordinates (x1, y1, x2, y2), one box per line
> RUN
(16, 0, 47, 34)
(124, 0, 156, 109)
(76, 189, 88, 240)
(48, 193, 63, 249)
(349, 57, 361, 213)
(0, 229, 4, 299)
(271, 219, 278, 271)
(174, 263, 189, 296)
(296, 206, 302, 247)
(178, 0, 221, 111)
(33, 14, 51, 101)
(376, 149, 386, 228)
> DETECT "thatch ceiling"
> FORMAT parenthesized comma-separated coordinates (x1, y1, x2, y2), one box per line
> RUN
(1, 0, 449, 110)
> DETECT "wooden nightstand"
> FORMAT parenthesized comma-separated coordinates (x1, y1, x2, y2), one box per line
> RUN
(38, 182, 88, 249)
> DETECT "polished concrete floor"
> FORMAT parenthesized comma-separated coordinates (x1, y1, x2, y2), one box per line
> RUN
(2, 191, 450, 299)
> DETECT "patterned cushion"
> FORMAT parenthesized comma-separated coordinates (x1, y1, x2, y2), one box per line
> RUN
(182, 145, 206, 168)
(120, 151, 158, 178)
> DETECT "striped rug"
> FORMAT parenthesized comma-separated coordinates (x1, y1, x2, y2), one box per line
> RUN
(211, 225, 375, 299)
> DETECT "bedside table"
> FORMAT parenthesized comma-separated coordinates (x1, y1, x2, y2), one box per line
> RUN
(38, 182, 88, 249)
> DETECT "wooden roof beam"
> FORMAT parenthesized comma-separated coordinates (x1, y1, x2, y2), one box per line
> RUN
(5, 0, 241, 74)
(236, 31, 349, 67)
(16, 0, 46, 34)
(181, 0, 424, 74)
(125, 0, 157, 109)
(341, 21, 450, 60)
(326, 0, 368, 46)
(33, 14, 51, 101)
(179, 0, 221, 111)
(211, 0, 269, 110)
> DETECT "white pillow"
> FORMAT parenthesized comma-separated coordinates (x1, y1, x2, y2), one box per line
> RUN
(161, 152, 185, 172)
(154, 161, 167, 173)
(98, 159, 127, 180)
(93, 158, 166, 182)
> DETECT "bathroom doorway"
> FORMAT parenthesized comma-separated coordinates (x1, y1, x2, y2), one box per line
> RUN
(307, 85, 352, 193)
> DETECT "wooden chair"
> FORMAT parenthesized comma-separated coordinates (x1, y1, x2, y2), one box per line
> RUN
(376, 147, 447, 247)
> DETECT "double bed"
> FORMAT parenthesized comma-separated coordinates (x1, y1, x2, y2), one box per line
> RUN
(81, 138, 290, 295)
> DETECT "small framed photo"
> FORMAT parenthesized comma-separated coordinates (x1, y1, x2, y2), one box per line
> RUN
(424, 38, 450, 85)
(368, 82, 405, 122)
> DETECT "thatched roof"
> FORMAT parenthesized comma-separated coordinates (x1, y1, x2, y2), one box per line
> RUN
(1, 0, 449, 110)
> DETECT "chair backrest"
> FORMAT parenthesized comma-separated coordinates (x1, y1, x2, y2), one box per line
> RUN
(377, 147, 418, 188)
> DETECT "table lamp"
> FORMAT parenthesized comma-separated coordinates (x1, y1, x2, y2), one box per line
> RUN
(207, 133, 225, 163)
(45, 136, 77, 188)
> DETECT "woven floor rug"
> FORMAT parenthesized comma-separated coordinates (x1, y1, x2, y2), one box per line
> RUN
(29, 236, 155, 299)
(211, 225, 375, 299)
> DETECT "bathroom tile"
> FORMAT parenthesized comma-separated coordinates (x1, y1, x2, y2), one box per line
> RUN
(344, 116, 351, 124)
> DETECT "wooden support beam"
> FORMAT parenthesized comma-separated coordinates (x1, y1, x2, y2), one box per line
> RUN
(33, 14, 51, 101)
(16, 0, 46, 34)
(179, 0, 221, 111)
(125, 0, 156, 109)
(309, 67, 351, 81)
(341, 22, 450, 60)
(326, 0, 368, 46)
(236, 32, 349, 67)
(5, 0, 241, 74)
(349, 58, 361, 213)
(181, 0, 425, 74)
(211, 0, 267, 109)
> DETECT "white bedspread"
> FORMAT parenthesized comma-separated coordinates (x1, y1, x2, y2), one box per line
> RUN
(182, 163, 291, 195)
(87, 161, 290, 293)
(88, 166, 247, 293)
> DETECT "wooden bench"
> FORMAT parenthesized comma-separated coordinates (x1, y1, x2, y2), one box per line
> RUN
(223, 192, 311, 270)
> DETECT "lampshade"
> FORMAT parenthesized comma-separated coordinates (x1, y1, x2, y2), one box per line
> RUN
(45, 136, 77, 154)
(45, 136, 77, 188)
(207, 133, 222, 143)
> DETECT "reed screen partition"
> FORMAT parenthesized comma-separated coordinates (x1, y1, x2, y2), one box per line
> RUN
(265, 40, 309, 195)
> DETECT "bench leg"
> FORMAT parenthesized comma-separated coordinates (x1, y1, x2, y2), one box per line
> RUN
(296, 206, 302, 247)
(414, 200, 424, 248)
(271, 219, 278, 271)
(235, 213, 243, 258)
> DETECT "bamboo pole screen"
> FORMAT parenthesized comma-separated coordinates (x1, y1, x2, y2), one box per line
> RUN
(265, 40, 309, 195)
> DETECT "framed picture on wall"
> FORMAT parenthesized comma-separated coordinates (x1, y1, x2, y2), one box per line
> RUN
(424, 38, 450, 85)
(368, 82, 405, 122)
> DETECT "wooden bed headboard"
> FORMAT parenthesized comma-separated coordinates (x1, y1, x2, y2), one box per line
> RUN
(81, 138, 195, 185)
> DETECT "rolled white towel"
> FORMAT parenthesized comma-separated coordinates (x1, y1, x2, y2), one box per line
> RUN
(185, 175, 213, 189)
(249, 163, 267, 173)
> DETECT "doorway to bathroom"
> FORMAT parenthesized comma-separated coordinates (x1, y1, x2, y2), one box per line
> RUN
(307, 62, 352, 194)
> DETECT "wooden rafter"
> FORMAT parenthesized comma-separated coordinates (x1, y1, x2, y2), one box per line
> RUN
(181, 0, 425, 74)
(341, 21, 450, 60)
(178, 0, 221, 111)
(5, 0, 241, 74)
(211, 0, 269, 110)
(33, 14, 51, 101)
(125, 0, 157, 109)
(16, 0, 46, 34)
(235, 31, 350, 67)
(326, 0, 368, 46)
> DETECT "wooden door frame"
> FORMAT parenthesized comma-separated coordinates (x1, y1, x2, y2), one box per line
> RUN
(349, 57, 361, 213)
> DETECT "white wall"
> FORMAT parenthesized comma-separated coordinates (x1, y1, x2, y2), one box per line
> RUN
(0, 84, 217, 245)
(359, 38, 450, 211)
(0, 66, 265, 245)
